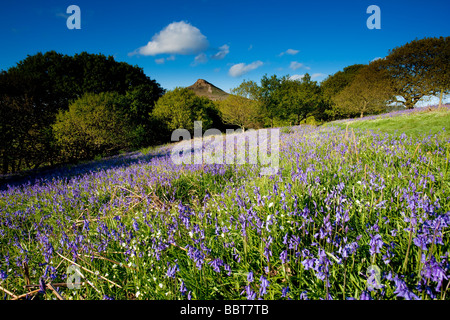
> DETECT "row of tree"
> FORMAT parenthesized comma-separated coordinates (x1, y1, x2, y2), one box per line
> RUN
(0, 51, 164, 174)
(215, 36, 449, 129)
(0, 37, 448, 175)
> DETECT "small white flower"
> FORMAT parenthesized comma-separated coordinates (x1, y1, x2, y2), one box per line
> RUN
(159, 283, 163, 288)
(136, 291, 141, 298)
(268, 202, 274, 208)
(267, 214, 272, 221)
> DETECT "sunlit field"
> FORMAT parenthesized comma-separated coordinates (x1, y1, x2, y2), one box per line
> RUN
(1, 108, 449, 300)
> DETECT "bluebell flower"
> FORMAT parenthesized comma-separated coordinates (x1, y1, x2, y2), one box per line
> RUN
(413, 234, 429, 251)
(39, 277, 46, 294)
(208, 259, 223, 273)
(224, 264, 232, 276)
(180, 280, 187, 296)
(280, 250, 288, 264)
(132, 219, 139, 232)
(281, 286, 289, 298)
(369, 234, 384, 255)
(166, 264, 178, 278)
(299, 291, 308, 300)
(241, 285, 256, 300)
(421, 256, 448, 292)
(392, 275, 420, 300)
(259, 276, 269, 296)
(302, 258, 315, 270)
(247, 271, 254, 283)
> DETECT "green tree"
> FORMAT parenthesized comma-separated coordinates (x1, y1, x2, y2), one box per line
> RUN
(52, 92, 133, 161)
(380, 36, 449, 109)
(125, 83, 165, 146)
(278, 74, 323, 125)
(333, 61, 393, 118)
(231, 79, 261, 100)
(216, 94, 259, 130)
(426, 37, 449, 107)
(0, 51, 163, 173)
(152, 88, 215, 133)
(320, 64, 366, 120)
(258, 74, 284, 127)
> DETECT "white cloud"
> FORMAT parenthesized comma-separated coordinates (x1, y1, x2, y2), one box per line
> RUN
(155, 55, 175, 64)
(290, 61, 303, 70)
(132, 21, 209, 56)
(280, 49, 299, 56)
(311, 73, 326, 79)
(211, 44, 229, 60)
(289, 74, 305, 81)
(192, 53, 208, 66)
(228, 61, 263, 77)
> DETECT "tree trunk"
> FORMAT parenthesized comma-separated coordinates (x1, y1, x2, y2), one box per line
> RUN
(405, 100, 415, 110)
(360, 111, 364, 118)
(439, 88, 443, 109)
(2, 157, 8, 174)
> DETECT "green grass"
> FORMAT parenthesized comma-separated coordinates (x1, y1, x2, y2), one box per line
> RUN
(1, 109, 449, 301)
(329, 108, 450, 140)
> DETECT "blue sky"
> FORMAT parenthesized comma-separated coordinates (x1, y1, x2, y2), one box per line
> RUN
(1, 0, 449, 97)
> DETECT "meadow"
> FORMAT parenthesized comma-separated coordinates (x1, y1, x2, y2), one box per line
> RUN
(0, 107, 449, 300)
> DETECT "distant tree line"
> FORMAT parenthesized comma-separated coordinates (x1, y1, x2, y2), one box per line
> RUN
(0, 36, 448, 175)
(215, 36, 449, 129)
(0, 51, 164, 174)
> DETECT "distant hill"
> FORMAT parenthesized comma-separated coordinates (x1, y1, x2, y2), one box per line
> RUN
(186, 79, 229, 101)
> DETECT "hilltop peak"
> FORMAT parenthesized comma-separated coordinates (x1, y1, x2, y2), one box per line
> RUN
(186, 79, 229, 101)
(192, 79, 211, 86)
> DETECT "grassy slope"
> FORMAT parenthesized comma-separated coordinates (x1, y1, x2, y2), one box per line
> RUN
(328, 108, 450, 140)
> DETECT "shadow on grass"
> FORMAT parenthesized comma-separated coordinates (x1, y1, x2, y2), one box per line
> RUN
(0, 146, 174, 191)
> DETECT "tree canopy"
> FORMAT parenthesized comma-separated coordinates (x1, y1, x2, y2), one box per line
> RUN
(0, 51, 164, 174)
(53, 92, 133, 161)
(333, 61, 394, 118)
(379, 36, 449, 109)
(216, 94, 259, 130)
(152, 88, 218, 133)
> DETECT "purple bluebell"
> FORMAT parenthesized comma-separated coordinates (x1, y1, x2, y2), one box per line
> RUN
(166, 264, 178, 278)
(259, 276, 269, 296)
(280, 250, 288, 264)
(247, 271, 254, 283)
(281, 286, 289, 298)
(369, 234, 384, 255)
